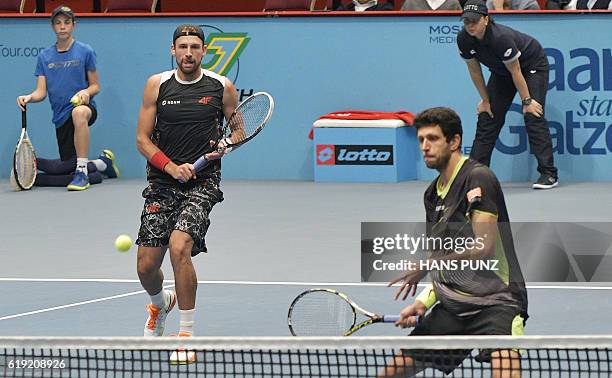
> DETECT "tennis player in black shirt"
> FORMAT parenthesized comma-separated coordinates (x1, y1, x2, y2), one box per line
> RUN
(135, 24, 238, 364)
(382, 107, 527, 377)
(458, 0, 558, 189)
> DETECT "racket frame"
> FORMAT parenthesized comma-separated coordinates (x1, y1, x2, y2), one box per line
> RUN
(189, 91, 274, 175)
(12, 109, 36, 191)
(287, 288, 401, 337)
(223, 91, 274, 150)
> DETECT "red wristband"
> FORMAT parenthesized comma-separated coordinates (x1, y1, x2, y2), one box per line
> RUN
(150, 151, 171, 171)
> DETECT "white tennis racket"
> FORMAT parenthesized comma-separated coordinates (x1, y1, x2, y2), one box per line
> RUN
(288, 288, 419, 336)
(178, 92, 274, 183)
(10, 108, 36, 191)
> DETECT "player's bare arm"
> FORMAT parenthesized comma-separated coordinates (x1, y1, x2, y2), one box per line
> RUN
(73, 69, 100, 106)
(136, 74, 195, 182)
(222, 79, 240, 142)
(205, 78, 239, 160)
(17, 76, 48, 110)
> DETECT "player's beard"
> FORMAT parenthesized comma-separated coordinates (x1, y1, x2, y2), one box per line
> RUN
(425, 149, 452, 171)
(177, 57, 201, 76)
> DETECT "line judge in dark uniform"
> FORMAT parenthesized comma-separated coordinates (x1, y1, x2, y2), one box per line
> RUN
(457, 0, 559, 189)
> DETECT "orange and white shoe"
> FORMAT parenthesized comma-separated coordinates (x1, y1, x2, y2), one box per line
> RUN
(143, 290, 176, 337)
(169, 332, 197, 365)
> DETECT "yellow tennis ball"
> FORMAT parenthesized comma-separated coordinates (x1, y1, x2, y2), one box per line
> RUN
(115, 234, 132, 252)
(70, 95, 81, 107)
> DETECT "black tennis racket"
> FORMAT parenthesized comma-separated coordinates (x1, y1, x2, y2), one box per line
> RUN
(192, 91, 274, 173)
(288, 288, 419, 336)
(10, 108, 36, 191)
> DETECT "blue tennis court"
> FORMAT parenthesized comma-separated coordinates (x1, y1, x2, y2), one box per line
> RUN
(1, 180, 611, 338)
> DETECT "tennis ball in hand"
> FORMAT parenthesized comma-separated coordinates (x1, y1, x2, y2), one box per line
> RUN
(115, 234, 132, 252)
(70, 94, 81, 107)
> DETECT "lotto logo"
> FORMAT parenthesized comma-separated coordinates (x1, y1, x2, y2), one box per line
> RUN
(316, 145, 394, 166)
(316, 145, 335, 165)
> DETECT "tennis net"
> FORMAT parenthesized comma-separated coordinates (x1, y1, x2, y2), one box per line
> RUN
(0, 336, 611, 377)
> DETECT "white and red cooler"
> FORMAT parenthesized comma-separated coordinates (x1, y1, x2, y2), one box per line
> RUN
(312, 111, 418, 183)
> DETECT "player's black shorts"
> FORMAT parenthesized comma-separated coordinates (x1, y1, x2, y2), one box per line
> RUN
(403, 304, 524, 374)
(55, 104, 97, 161)
(136, 175, 224, 256)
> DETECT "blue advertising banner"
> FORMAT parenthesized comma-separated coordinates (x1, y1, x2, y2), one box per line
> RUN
(0, 14, 610, 181)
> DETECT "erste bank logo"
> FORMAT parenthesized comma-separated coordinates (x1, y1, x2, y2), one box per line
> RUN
(316, 145, 336, 165)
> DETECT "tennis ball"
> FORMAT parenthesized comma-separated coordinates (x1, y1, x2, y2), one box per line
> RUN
(70, 94, 81, 107)
(115, 234, 132, 252)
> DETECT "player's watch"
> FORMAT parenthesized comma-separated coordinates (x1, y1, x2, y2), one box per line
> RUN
(522, 97, 533, 106)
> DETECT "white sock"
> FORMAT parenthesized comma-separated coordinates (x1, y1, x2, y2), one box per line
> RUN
(76, 158, 88, 175)
(179, 309, 195, 335)
(92, 158, 107, 172)
(150, 289, 165, 309)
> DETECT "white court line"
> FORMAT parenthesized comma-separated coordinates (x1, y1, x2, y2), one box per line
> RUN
(0, 284, 174, 322)
(1, 278, 612, 290)
(1, 279, 610, 322)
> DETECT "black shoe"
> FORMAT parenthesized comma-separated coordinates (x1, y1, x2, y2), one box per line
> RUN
(532, 174, 558, 189)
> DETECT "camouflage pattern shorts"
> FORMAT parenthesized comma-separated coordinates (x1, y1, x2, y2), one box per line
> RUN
(136, 176, 224, 256)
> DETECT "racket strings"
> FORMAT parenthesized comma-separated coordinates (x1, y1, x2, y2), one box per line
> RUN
(289, 291, 355, 336)
(15, 140, 36, 188)
(225, 94, 272, 145)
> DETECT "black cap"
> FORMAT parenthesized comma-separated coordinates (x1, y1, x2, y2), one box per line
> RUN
(461, 0, 488, 22)
(51, 5, 75, 22)
(172, 24, 205, 45)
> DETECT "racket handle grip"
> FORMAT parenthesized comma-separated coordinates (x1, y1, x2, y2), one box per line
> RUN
(383, 315, 400, 323)
(383, 314, 421, 326)
(192, 155, 208, 172)
(178, 155, 208, 183)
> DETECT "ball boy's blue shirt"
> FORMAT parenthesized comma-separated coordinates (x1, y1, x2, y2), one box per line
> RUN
(34, 40, 97, 128)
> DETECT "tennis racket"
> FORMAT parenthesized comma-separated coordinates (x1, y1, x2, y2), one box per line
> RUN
(10, 108, 36, 191)
(193, 91, 274, 172)
(288, 288, 420, 336)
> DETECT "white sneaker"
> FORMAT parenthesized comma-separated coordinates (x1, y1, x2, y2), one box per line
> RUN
(169, 332, 197, 365)
(143, 290, 176, 337)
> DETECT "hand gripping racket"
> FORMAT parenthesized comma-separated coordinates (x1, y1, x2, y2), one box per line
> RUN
(10, 108, 37, 191)
(288, 288, 420, 336)
(192, 91, 274, 173)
